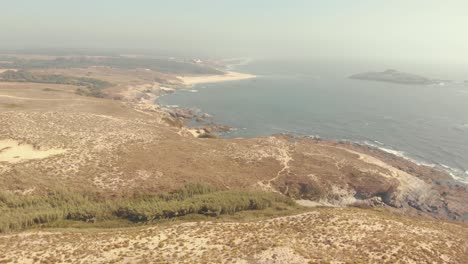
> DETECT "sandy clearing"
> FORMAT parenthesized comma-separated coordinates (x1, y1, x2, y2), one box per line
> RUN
(255, 246, 309, 264)
(91, 114, 122, 122)
(296, 199, 336, 207)
(176, 127, 202, 138)
(0, 139, 66, 163)
(177, 71, 256, 86)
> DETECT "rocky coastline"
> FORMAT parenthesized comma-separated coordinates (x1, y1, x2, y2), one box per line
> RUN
(148, 68, 467, 222)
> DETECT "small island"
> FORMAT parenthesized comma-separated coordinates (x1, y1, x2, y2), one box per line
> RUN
(350, 69, 449, 85)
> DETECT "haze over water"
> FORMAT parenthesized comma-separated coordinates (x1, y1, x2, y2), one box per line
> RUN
(158, 59, 468, 182)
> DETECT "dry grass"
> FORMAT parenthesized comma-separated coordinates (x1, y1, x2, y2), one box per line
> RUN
(0, 207, 466, 263)
(0, 59, 467, 263)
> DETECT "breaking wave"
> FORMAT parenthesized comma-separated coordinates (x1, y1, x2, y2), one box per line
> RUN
(364, 141, 468, 184)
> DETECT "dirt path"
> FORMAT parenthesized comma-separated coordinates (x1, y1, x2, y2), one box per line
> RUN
(257, 143, 294, 191)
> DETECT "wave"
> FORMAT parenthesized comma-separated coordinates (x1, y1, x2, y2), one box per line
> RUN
(180, 89, 198, 93)
(364, 141, 408, 160)
(440, 164, 450, 169)
(439, 165, 468, 184)
(363, 141, 468, 184)
(446, 169, 468, 184)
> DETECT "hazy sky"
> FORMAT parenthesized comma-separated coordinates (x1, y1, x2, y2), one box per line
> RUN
(1, 0, 467, 63)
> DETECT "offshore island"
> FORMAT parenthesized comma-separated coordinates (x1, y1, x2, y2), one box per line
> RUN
(0, 53, 467, 263)
(350, 69, 450, 85)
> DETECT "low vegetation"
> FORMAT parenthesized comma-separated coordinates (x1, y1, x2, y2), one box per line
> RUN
(197, 133, 218, 139)
(0, 184, 296, 233)
(0, 56, 222, 75)
(0, 70, 111, 97)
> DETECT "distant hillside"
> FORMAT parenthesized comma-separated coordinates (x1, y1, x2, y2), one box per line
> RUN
(350, 69, 449, 85)
(0, 56, 223, 75)
(0, 70, 110, 97)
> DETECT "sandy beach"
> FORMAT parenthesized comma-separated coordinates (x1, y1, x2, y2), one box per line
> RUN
(177, 71, 256, 86)
(0, 69, 17, 74)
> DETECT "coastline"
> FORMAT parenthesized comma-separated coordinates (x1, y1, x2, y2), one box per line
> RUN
(176, 71, 256, 86)
(159, 67, 468, 185)
(362, 140, 468, 184)
(110, 57, 468, 186)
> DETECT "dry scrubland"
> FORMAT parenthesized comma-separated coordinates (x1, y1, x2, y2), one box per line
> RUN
(0, 208, 466, 263)
(0, 55, 467, 263)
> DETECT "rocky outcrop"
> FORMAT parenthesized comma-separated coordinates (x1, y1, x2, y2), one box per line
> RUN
(272, 137, 467, 221)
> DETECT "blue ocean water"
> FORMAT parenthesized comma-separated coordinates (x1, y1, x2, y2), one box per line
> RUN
(157, 59, 468, 182)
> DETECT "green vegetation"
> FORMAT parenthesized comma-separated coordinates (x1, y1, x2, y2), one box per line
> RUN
(197, 133, 218, 139)
(0, 184, 296, 233)
(0, 56, 222, 75)
(0, 70, 111, 97)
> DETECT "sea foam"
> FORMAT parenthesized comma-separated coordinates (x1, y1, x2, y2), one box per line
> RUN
(364, 141, 468, 184)
(364, 141, 407, 160)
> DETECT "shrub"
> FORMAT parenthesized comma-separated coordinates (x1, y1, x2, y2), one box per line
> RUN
(198, 133, 218, 139)
(0, 185, 296, 233)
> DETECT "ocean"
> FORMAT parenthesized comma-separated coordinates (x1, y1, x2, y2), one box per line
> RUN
(157, 59, 468, 183)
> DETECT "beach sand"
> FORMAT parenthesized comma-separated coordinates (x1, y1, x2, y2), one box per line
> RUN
(0, 69, 17, 74)
(177, 71, 256, 86)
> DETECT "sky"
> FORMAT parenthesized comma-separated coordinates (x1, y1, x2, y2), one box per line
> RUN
(1, 0, 467, 63)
